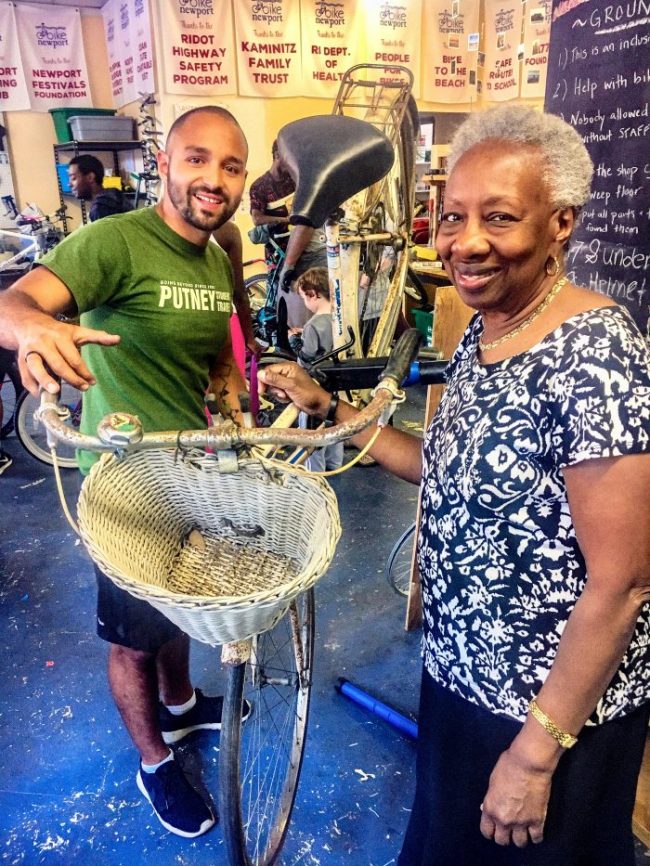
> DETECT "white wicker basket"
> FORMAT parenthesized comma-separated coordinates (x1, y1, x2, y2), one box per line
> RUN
(77, 451, 341, 645)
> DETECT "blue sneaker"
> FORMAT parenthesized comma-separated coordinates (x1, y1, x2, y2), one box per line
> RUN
(159, 689, 251, 745)
(136, 757, 215, 838)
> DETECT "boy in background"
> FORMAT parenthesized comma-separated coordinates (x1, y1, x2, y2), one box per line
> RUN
(292, 268, 343, 473)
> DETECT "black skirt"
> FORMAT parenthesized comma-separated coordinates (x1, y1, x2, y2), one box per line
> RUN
(398, 667, 649, 866)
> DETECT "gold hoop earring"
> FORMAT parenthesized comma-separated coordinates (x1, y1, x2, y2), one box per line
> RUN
(546, 256, 560, 277)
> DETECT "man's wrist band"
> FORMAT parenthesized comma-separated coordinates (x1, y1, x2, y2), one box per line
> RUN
(323, 393, 339, 427)
(528, 699, 578, 749)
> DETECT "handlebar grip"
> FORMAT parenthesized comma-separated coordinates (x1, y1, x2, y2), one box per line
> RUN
(381, 329, 423, 387)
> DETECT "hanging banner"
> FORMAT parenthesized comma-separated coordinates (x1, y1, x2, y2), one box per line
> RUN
(117, 0, 139, 105)
(0, 2, 30, 112)
(482, 0, 523, 101)
(520, 0, 550, 99)
(132, 0, 155, 95)
(15, 3, 92, 112)
(233, 0, 302, 97)
(364, 0, 422, 99)
(160, 0, 237, 96)
(421, 0, 480, 103)
(102, 0, 123, 107)
(300, 0, 365, 98)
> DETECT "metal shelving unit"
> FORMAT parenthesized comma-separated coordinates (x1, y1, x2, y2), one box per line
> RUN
(53, 140, 145, 233)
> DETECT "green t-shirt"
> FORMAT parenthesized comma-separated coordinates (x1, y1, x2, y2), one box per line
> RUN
(40, 207, 233, 474)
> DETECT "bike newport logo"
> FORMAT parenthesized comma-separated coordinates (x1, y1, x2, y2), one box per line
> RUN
(36, 23, 68, 49)
(251, 0, 285, 24)
(178, 0, 214, 18)
(380, 2, 408, 29)
(315, 1, 345, 27)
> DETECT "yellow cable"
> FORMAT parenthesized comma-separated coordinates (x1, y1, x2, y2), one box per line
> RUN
(50, 448, 80, 535)
(254, 425, 383, 478)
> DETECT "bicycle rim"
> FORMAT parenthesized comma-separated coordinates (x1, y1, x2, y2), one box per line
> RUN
(245, 273, 268, 314)
(220, 589, 315, 866)
(386, 523, 417, 597)
(15, 384, 81, 468)
(1, 365, 22, 439)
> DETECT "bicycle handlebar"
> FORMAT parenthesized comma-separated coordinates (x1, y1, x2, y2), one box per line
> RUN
(38, 329, 431, 457)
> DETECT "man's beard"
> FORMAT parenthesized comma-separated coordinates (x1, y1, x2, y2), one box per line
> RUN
(167, 175, 235, 232)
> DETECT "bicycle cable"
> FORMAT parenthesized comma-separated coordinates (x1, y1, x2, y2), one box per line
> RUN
(50, 447, 80, 535)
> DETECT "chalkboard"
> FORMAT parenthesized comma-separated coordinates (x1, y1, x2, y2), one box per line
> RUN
(545, 0, 650, 336)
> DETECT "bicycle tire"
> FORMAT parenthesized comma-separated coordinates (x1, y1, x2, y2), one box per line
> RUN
(245, 272, 268, 315)
(1, 364, 22, 439)
(15, 384, 82, 469)
(219, 589, 315, 866)
(386, 523, 416, 597)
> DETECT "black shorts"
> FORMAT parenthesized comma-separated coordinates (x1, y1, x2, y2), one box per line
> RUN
(94, 564, 181, 653)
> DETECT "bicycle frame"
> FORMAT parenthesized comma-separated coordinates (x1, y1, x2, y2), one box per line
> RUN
(327, 65, 416, 361)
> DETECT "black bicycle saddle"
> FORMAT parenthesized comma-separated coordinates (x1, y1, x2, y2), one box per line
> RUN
(277, 115, 394, 228)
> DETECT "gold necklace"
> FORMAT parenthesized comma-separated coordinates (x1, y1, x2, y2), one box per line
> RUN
(478, 276, 568, 352)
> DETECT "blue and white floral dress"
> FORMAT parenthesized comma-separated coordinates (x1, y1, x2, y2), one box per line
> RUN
(418, 305, 650, 725)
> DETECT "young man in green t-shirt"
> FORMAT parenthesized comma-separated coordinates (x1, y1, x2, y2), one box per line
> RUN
(0, 106, 249, 839)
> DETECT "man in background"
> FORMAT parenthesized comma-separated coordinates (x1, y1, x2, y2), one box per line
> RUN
(68, 154, 133, 222)
(249, 139, 294, 267)
(249, 141, 327, 334)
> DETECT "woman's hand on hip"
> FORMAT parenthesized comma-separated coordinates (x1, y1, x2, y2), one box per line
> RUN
(479, 744, 554, 848)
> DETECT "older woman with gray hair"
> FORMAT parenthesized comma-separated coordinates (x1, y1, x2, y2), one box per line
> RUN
(260, 105, 649, 865)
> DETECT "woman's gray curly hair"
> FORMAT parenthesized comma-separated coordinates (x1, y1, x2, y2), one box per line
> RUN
(446, 105, 594, 212)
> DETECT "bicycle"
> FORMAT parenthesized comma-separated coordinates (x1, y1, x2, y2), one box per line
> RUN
(243, 231, 287, 347)
(0, 228, 82, 468)
(315, 63, 419, 361)
(38, 328, 446, 866)
(132, 92, 162, 208)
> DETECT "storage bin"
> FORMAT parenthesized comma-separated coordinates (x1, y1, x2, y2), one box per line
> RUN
(412, 308, 434, 346)
(49, 108, 116, 143)
(68, 115, 135, 142)
(56, 163, 72, 194)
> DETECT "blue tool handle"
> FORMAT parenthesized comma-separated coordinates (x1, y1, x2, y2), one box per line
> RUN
(336, 678, 418, 740)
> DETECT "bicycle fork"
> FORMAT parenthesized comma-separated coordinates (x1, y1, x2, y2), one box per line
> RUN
(219, 598, 309, 689)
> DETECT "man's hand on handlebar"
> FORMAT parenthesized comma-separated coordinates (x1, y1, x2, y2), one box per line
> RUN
(19, 320, 120, 395)
(258, 362, 331, 418)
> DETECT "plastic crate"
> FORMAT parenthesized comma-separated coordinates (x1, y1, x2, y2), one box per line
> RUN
(68, 115, 135, 142)
(49, 108, 115, 143)
(56, 163, 72, 194)
(412, 308, 434, 346)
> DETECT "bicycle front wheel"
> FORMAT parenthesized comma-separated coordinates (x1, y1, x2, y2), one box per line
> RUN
(15, 384, 82, 469)
(219, 589, 315, 866)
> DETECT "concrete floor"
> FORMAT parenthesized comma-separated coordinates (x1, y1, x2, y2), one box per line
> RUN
(1, 388, 648, 865)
